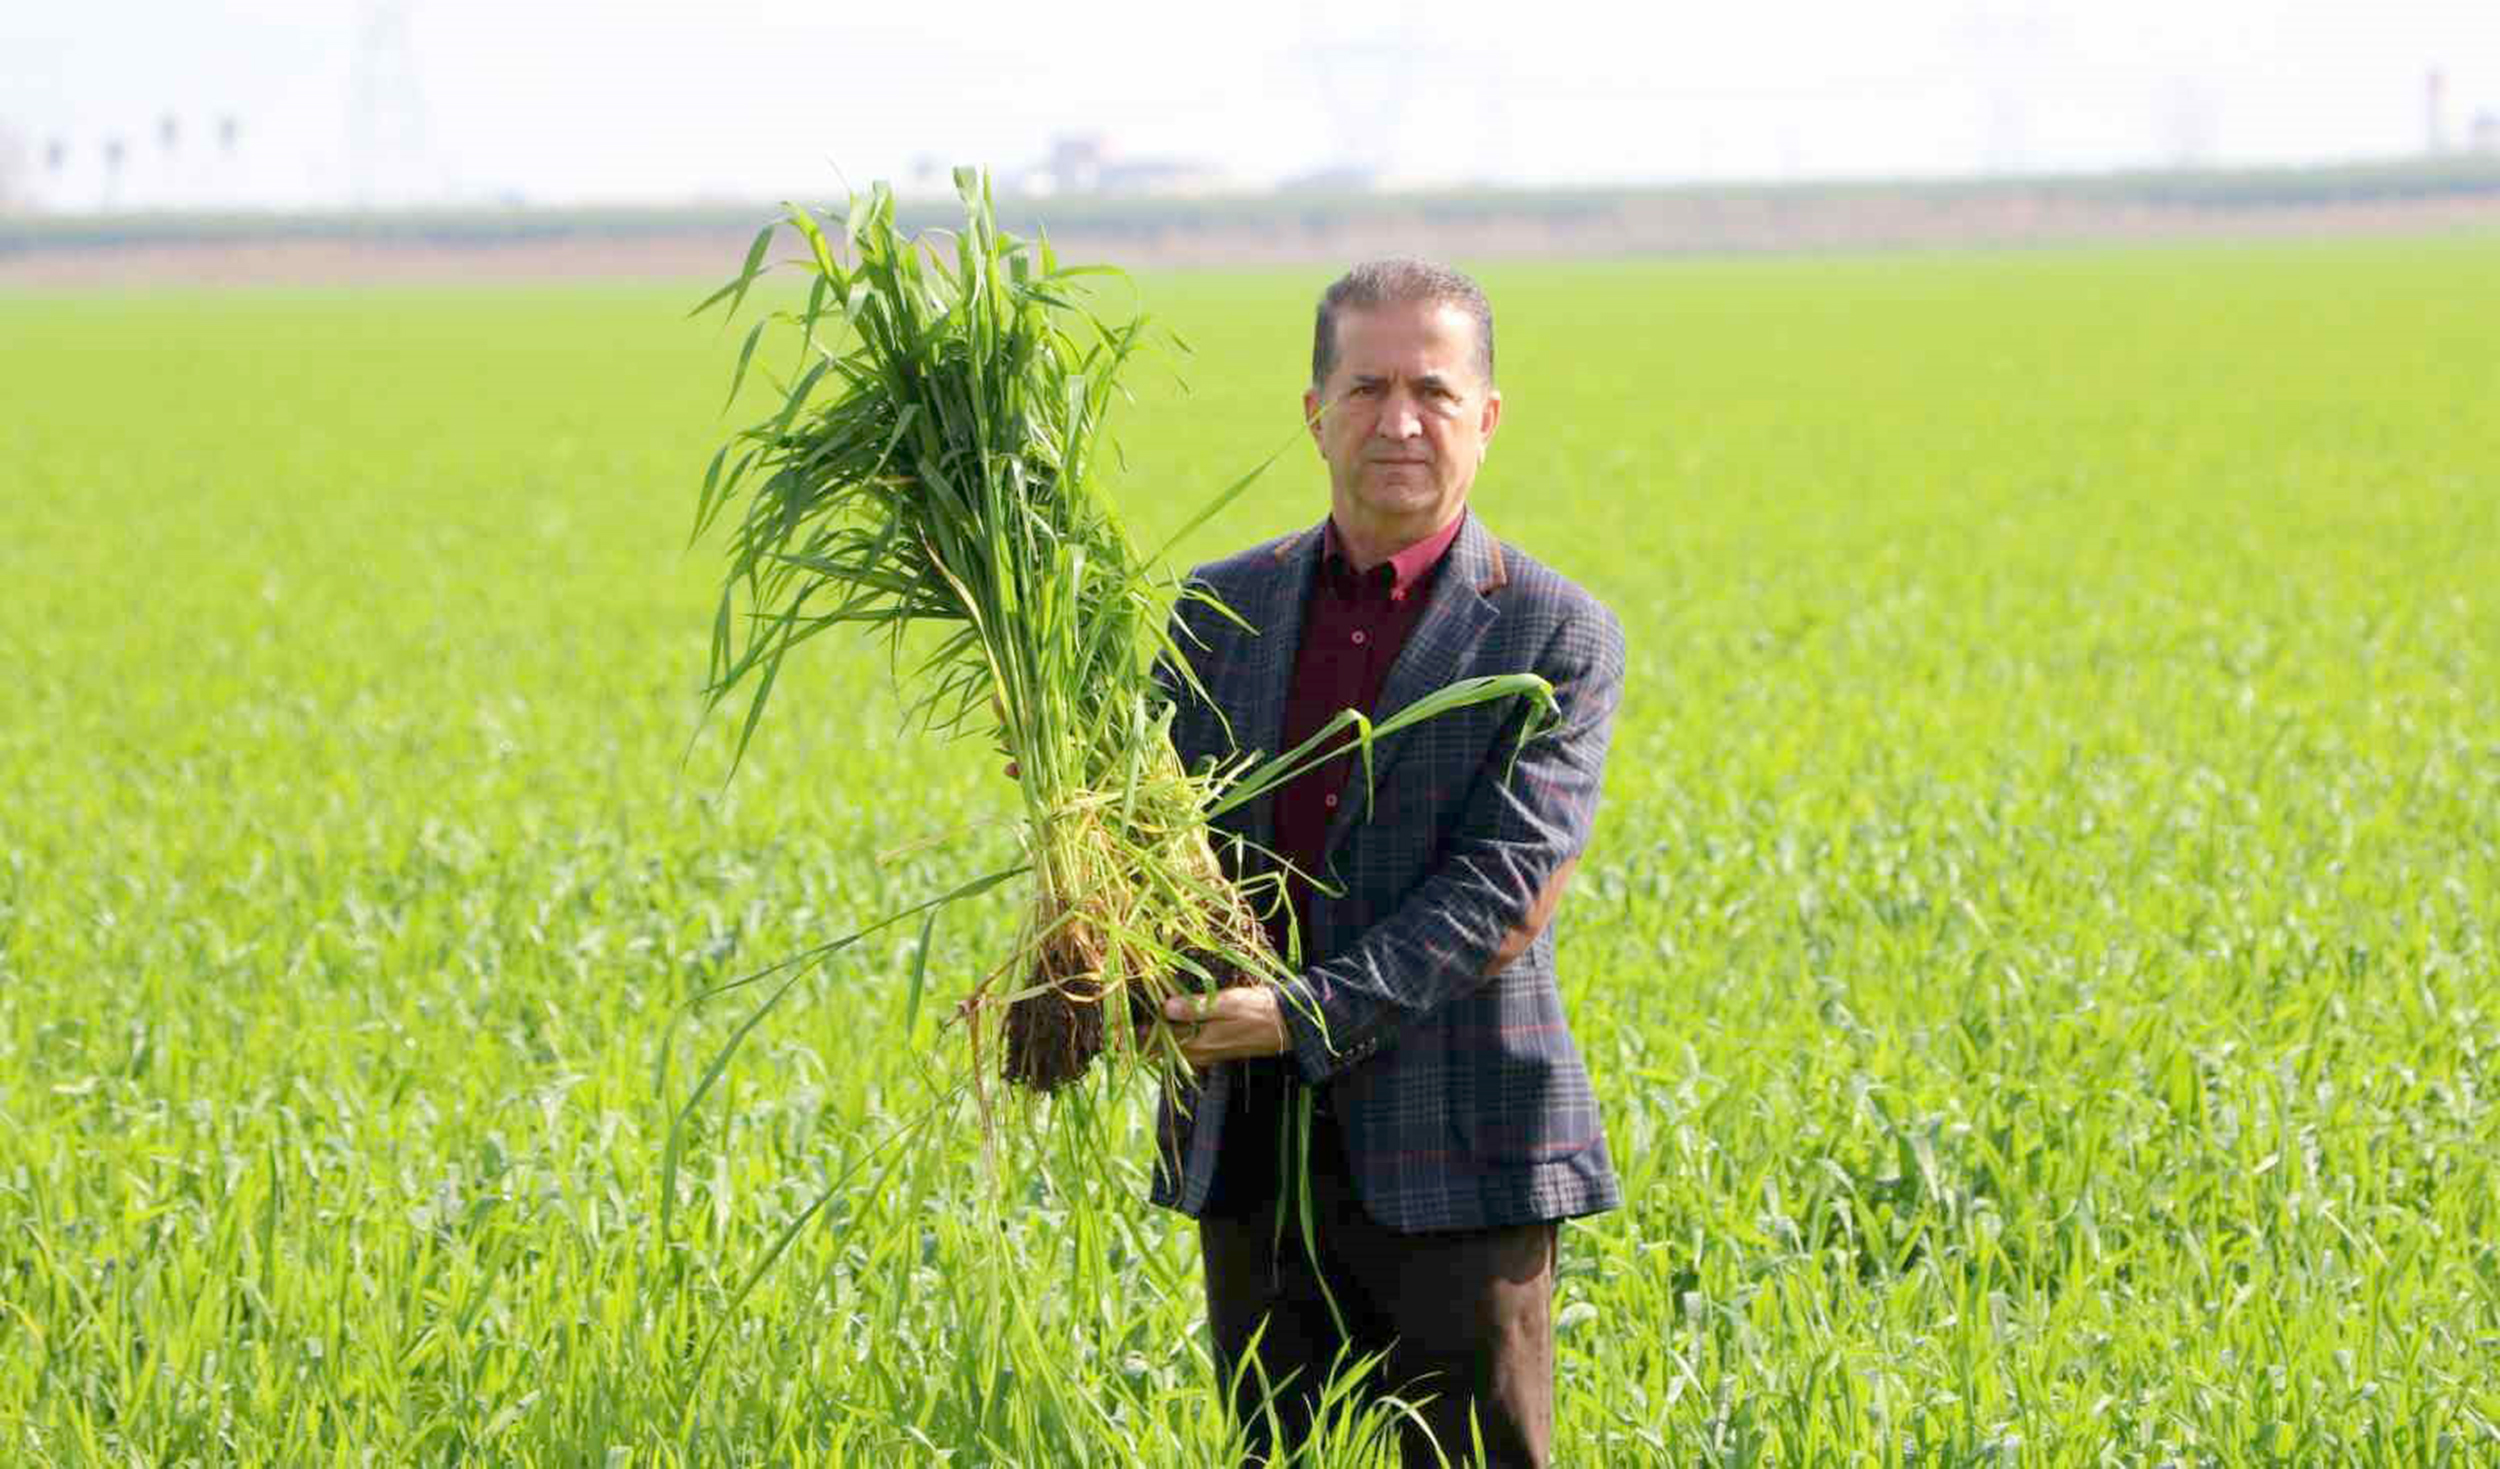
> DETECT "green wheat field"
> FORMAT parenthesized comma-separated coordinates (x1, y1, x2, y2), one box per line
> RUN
(4, 236, 2497, 1465)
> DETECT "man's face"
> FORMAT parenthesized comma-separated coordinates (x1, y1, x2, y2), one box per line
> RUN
(1303, 298, 1502, 550)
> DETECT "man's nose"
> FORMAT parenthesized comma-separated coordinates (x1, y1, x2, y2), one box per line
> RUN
(1372, 391, 1422, 439)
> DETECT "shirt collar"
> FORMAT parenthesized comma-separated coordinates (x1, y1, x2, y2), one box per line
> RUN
(1320, 508, 1467, 603)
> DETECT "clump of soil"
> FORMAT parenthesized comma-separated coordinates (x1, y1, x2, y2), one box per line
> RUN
(1000, 911, 1270, 1093)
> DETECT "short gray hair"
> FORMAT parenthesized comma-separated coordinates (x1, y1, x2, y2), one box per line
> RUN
(1310, 257, 1494, 390)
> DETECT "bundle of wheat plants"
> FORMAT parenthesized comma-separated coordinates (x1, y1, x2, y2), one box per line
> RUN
(688, 171, 1548, 1105)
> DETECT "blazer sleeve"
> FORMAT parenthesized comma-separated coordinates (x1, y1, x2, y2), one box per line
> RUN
(1273, 597, 1627, 1083)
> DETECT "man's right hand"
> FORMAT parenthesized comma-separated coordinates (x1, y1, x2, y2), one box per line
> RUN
(1152, 987, 1291, 1071)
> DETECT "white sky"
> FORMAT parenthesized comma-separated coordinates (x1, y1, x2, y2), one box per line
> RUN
(6, 0, 2499, 211)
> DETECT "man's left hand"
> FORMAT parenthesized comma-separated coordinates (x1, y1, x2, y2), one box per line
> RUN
(1161, 987, 1289, 1068)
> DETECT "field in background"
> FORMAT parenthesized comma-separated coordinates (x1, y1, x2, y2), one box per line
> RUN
(8, 156, 2500, 288)
(4, 238, 2497, 1463)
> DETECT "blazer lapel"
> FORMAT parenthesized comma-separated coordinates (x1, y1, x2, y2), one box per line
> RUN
(1216, 522, 1323, 858)
(1319, 511, 1507, 857)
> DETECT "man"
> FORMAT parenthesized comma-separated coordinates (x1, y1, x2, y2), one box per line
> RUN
(1148, 258, 1626, 1467)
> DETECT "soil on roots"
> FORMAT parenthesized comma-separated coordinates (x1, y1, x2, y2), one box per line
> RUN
(1000, 901, 1271, 1093)
(1002, 923, 1107, 1094)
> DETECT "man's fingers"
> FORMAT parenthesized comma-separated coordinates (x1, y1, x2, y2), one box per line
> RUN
(1161, 993, 1215, 1068)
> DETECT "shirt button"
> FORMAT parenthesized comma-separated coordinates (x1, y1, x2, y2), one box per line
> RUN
(1323, 793, 1339, 810)
(1350, 630, 1367, 646)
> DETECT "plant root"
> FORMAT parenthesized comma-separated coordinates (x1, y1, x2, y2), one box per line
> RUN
(1000, 889, 1272, 1093)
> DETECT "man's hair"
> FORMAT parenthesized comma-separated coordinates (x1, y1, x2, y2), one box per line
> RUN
(1310, 257, 1495, 390)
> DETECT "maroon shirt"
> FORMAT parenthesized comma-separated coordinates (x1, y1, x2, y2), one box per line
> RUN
(1209, 509, 1464, 1216)
(1267, 510, 1466, 962)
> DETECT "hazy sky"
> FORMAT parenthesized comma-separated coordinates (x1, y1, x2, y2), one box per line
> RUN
(8, 0, 2499, 210)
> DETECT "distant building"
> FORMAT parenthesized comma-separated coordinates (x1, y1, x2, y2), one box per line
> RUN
(1097, 157, 1229, 197)
(2472, 110, 2500, 157)
(1280, 165, 1382, 195)
(1043, 134, 1105, 195)
(1021, 134, 1228, 197)
(904, 155, 952, 198)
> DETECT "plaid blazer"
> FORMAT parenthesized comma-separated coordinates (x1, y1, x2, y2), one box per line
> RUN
(1150, 511, 1625, 1233)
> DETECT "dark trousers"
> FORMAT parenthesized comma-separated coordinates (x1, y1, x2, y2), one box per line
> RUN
(1197, 1114, 1558, 1468)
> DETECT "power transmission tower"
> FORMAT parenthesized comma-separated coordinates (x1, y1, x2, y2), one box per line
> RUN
(1291, 0, 1431, 187)
(351, 0, 430, 207)
(2157, 74, 2218, 169)
(158, 113, 181, 209)
(42, 135, 70, 212)
(102, 136, 127, 210)
(0, 126, 26, 212)
(1955, 1, 2056, 175)
(1305, 39, 1417, 186)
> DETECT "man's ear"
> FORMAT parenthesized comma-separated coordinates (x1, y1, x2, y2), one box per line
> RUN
(1302, 387, 1325, 447)
(1479, 387, 1503, 449)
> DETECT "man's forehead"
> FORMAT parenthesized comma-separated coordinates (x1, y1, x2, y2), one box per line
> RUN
(1336, 298, 1474, 340)
(1329, 301, 1483, 374)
